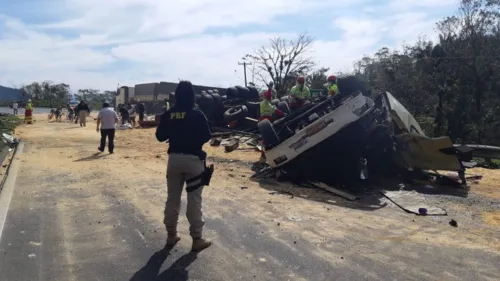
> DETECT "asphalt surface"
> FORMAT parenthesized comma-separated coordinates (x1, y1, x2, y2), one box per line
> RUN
(0, 122, 499, 281)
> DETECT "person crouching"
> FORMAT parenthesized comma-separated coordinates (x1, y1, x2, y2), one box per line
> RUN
(258, 90, 285, 163)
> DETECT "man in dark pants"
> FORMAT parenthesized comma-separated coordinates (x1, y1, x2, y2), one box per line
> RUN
(96, 102, 119, 154)
(136, 100, 145, 122)
(156, 80, 212, 252)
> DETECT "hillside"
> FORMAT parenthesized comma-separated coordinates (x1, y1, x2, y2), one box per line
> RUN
(0, 85, 23, 101)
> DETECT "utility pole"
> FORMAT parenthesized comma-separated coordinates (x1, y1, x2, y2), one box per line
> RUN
(238, 61, 252, 87)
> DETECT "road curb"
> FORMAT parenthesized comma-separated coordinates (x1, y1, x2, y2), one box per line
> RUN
(0, 142, 24, 242)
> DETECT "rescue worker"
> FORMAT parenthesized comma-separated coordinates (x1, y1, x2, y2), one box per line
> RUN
(164, 97, 170, 112)
(289, 76, 310, 109)
(155, 80, 212, 252)
(326, 75, 339, 96)
(259, 90, 284, 122)
(258, 90, 285, 163)
(260, 81, 277, 100)
(24, 99, 34, 124)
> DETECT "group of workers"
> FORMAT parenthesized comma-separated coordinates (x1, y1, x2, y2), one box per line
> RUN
(258, 74, 339, 122)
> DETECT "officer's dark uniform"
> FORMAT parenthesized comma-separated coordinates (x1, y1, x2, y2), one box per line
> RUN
(155, 80, 212, 251)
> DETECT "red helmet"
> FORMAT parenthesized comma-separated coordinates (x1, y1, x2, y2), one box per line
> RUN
(263, 90, 272, 100)
(327, 75, 337, 82)
(296, 76, 305, 83)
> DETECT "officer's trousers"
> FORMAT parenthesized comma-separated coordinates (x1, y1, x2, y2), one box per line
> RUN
(164, 153, 205, 239)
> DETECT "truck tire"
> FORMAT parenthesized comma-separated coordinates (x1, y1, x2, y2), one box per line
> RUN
(258, 119, 280, 147)
(271, 99, 280, 106)
(210, 93, 223, 106)
(212, 89, 219, 93)
(236, 85, 251, 100)
(224, 106, 246, 122)
(199, 93, 214, 119)
(207, 90, 214, 95)
(246, 101, 260, 119)
(277, 101, 290, 114)
(247, 86, 260, 101)
(221, 95, 227, 102)
(280, 96, 289, 102)
(226, 87, 238, 99)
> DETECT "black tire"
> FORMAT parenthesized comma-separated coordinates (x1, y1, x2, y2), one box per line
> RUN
(246, 101, 260, 119)
(271, 99, 280, 106)
(223, 106, 245, 122)
(236, 86, 251, 100)
(207, 90, 214, 95)
(199, 93, 214, 119)
(247, 86, 260, 101)
(277, 101, 290, 114)
(226, 87, 238, 99)
(221, 95, 227, 102)
(258, 119, 280, 147)
(212, 89, 219, 93)
(280, 96, 289, 102)
(211, 93, 223, 106)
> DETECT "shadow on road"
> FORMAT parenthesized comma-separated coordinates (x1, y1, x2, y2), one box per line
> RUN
(130, 247, 200, 281)
(73, 153, 108, 162)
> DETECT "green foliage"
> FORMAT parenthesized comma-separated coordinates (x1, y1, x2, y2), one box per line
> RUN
(18, 81, 117, 110)
(352, 0, 500, 145)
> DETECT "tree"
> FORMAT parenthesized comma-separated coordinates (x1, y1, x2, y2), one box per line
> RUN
(308, 67, 329, 89)
(352, 0, 500, 145)
(20, 81, 70, 107)
(251, 33, 316, 97)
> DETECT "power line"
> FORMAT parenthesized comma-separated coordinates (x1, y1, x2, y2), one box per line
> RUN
(238, 61, 252, 87)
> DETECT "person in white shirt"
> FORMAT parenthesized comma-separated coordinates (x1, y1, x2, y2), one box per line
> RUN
(96, 102, 119, 154)
(12, 102, 18, 116)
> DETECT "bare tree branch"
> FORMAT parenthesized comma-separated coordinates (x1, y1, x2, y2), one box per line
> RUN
(253, 33, 316, 97)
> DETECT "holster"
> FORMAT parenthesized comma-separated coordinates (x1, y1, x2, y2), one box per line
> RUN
(201, 161, 214, 186)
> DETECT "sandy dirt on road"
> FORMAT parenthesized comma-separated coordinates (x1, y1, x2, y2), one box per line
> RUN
(7, 114, 500, 279)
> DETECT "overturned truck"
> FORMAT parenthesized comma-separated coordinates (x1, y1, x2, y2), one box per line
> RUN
(258, 91, 469, 185)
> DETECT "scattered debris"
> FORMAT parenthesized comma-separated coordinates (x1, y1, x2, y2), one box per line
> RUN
(381, 190, 447, 216)
(309, 182, 357, 201)
(449, 219, 458, 227)
(210, 138, 222, 146)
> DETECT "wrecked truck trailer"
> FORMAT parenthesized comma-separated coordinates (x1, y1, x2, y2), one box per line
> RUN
(256, 90, 472, 186)
(257, 91, 380, 184)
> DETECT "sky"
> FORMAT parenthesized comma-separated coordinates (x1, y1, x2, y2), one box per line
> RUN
(0, 0, 459, 91)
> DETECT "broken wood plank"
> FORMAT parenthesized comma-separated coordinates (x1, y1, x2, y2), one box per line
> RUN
(309, 181, 357, 201)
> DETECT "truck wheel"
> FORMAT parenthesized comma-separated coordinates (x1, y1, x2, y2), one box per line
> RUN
(235, 86, 251, 100)
(246, 101, 260, 118)
(277, 101, 290, 114)
(258, 119, 280, 147)
(211, 93, 223, 106)
(247, 86, 260, 101)
(224, 106, 245, 122)
(226, 87, 238, 99)
(271, 99, 280, 106)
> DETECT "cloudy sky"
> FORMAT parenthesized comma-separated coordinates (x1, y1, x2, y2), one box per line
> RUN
(0, 0, 458, 91)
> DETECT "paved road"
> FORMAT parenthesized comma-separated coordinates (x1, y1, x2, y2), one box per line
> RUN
(0, 122, 499, 281)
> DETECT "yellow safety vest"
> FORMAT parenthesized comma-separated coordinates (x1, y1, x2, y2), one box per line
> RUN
(25, 103, 33, 110)
(290, 85, 310, 99)
(260, 100, 274, 116)
(328, 84, 338, 96)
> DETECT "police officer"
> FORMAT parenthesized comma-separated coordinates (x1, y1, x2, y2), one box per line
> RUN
(155, 80, 212, 251)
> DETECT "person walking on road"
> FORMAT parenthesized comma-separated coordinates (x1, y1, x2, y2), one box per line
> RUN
(76, 100, 90, 127)
(156, 80, 212, 252)
(12, 102, 18, 116)
(96, 102, 119, 154)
